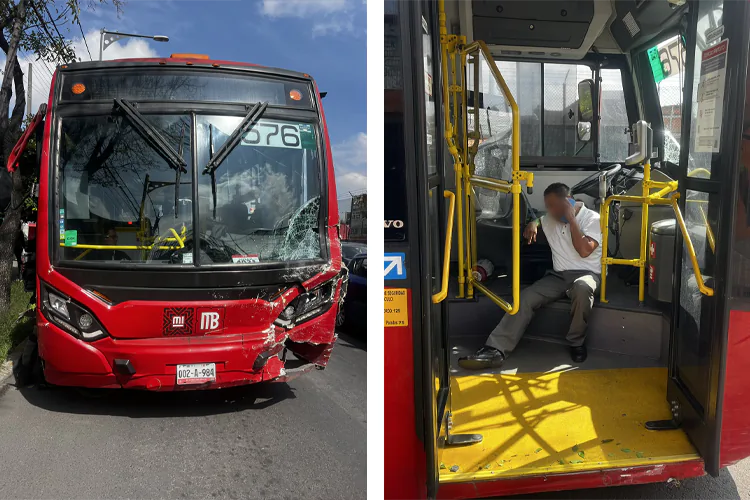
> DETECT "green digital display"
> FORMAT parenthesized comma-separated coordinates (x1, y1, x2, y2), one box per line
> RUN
(648, 46, 666, 84)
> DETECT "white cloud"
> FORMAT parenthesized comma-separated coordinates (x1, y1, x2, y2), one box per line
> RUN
(261, 0, 348, 18)
(312, 15, 355, 37)
(332, 132, 367, 197)
(260, 0, 360, 37)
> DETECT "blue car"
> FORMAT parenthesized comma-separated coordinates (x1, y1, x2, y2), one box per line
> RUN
(337, 251, 366, 334)
(341, 241, 367, 266)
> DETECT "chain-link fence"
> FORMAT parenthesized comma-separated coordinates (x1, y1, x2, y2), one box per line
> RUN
(339, 191, 367, 242)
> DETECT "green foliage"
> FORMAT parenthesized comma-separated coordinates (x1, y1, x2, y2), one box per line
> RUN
(2, 0, 124, 65)
(0, 280, 33, 361)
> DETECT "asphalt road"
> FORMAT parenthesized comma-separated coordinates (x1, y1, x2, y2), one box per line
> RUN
(512, 459, 750, 499)
(0, 331, 367, 500)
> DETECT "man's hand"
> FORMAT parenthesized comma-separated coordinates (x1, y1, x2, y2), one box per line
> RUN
(564, 201, 577, 226)
(523, 220, 539, 244)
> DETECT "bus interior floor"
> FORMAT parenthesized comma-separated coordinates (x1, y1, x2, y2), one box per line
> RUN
(449, 337, 664, 377)
(438, 361, 699, 484)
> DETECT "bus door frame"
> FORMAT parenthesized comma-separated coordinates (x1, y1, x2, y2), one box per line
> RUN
(384, 1, 451, 498)
(664, 0, 750, 476)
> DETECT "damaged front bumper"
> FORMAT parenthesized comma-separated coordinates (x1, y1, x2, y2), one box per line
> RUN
(36, 294, 341, 391)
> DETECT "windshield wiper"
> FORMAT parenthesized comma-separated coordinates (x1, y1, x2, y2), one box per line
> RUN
(209, 124, 217, 218)
(203, 101, 268, 175)
(113, 98, 187, 172)
(203, 101, 267, 219)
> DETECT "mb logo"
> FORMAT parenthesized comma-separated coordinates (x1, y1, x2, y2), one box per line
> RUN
(201, 312, 220, 330)
(197, 307, 224, 333)
(163, 307, 222, 336)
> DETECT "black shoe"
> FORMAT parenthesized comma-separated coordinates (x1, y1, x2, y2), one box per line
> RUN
(458, 346, 504, 370)
(570, 345, 587, 363)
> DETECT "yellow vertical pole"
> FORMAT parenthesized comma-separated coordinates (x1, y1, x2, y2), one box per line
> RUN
(600, 199, 610, 303)
(638, 162, 651, 304)
(438, 0, 464, 298)
(469, 55, 479, 288)
(460, 54, 474, 299)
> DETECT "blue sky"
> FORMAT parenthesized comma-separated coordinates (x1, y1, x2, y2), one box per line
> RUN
(22, 0, 367, 202)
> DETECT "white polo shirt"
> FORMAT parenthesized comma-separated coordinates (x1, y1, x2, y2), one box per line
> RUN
(540, 203, 602, 274)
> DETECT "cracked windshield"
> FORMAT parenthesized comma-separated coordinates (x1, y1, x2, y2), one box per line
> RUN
(58, 113, 321, 265)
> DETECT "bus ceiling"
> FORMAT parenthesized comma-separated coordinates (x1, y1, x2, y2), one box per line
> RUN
(453, 0, 687, 60)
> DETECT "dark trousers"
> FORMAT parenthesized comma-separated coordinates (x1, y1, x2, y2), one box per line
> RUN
(485, 270, 601, 355)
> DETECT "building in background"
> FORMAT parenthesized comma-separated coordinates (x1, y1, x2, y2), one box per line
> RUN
(339, 192, 367, 242)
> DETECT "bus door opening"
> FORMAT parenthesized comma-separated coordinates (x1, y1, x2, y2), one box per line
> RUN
(430, 0, 737, 490)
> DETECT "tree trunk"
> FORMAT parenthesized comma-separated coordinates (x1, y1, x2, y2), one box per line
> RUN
(0, 0, 27, 314)
(0, 171, 23, 311)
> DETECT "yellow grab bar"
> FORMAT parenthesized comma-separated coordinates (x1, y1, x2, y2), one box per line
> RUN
(671, 194, 714, 296)
(458, 40, 527, 314)
(687, 168, 711, 178)
(468, 175, 512, 193)
(432, 191, 456, 303)
(698, 205, 715, 253)
(61, 243, 183, 250)
(61, 227, 185, 252)
(164, 227, 186, 248)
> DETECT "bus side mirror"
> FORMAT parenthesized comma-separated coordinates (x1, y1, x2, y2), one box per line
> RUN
(577, 79, 594, 121)
(577, 79, 595, 142)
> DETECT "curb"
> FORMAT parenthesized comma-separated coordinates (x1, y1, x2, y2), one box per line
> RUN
(0, 339, 27, 386)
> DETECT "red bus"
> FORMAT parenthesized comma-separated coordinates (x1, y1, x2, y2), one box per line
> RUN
(9, 53, 345, 390)
(386, 0, 750, 498)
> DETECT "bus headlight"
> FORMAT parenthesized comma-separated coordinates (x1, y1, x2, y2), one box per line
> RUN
(40, 283, 109, 342)
(274, 277, 340, 329)
(47, 292, 70, 320)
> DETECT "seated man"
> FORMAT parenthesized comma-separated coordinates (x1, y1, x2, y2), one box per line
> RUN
(458, 183, 602, 370)
(86, 226, 131, 261)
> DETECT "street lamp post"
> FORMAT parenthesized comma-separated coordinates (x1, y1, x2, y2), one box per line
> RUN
(99, 28, 169, 61)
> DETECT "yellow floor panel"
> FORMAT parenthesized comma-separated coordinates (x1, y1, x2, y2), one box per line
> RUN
(439, 367, 699, 483)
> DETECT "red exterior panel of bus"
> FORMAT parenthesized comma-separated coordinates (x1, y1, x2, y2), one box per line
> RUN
(385, 288, 427, 499)
(30, 62, 342, 391)
(435, 461, 705, 499)
(719, 310, 750, 466)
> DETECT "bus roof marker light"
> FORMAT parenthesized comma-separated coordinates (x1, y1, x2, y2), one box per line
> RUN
(170, 53, 209, 59)
(71, 83, 86, 95)
(289, 89, 303, 101)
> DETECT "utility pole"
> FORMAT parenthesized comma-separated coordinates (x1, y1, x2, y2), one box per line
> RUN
(26, 63, 32, 116)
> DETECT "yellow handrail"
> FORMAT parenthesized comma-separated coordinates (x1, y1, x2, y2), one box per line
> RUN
(671, 194, 714, 296)
(460, 40, 534, 315)
(600, 161, 679, 303)
(600, 190, 713, 300)
(61, 243, 183, 250)
(62, 227, 185, 252)
(432, 190, 456, 303)
(687, 168, 711, 178)
(698, 205, 715, 253)
(437, 2, 532, 311)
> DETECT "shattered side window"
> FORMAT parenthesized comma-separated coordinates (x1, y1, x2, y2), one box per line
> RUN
(196, 115, 322, 264)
